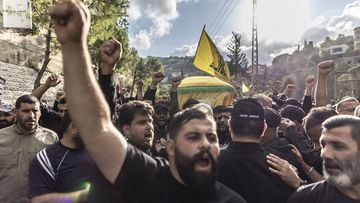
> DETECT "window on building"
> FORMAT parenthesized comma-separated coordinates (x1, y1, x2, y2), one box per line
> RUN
(332, 48, 343, 53)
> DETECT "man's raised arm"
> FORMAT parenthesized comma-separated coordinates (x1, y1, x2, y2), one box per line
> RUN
(315, 60, 335, 107)
(48, 0, 127, 184)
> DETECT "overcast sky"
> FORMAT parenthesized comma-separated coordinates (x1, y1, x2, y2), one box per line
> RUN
(128, 0, 360, 64)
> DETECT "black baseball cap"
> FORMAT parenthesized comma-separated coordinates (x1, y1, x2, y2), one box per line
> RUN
(231, 98, 264, 121)
(264, 107, 281, 128)
(280, 105, 306, 123)
(154, 101, 169, 112)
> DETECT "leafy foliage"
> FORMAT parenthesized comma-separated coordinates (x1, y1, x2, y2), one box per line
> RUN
(227, 32, 248, 79)
(30, 0, 133, 87)
(134, 56, 164, 82)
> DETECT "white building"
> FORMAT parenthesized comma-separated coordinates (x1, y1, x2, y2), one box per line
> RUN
(354, 27, 360, 51)
(320, 44, 350, 57)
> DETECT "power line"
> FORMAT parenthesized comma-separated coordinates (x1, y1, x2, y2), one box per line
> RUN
(208, 0, 229, 33)
(209, 0, 236, 35)
(212, 0, 240, 37)
(208, 0, 237, 35)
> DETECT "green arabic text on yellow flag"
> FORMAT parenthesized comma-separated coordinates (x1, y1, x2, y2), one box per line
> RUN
(194, 29, 231, 82)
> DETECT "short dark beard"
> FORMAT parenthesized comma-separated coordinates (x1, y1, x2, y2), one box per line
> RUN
(73, 133, 84, 148)
(0, 120, 13, 129)
(174, 147, 217, 194)
(218, 122, 229, 133)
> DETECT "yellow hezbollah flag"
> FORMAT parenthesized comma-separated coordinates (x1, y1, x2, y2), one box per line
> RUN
(194, 29, 231, 82)
(242, 83, 250, 93)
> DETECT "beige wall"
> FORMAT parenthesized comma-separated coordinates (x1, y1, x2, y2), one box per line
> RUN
(0, 61, 64, 103)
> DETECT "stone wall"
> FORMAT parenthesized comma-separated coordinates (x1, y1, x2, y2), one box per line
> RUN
(0, 0, 63, 74)
(0, 61, 63, 104)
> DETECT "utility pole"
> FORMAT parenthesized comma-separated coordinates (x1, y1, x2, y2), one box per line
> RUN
(251, 0, 259, 89)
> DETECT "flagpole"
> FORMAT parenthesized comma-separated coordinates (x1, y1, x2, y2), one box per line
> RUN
(193, 24, 206, 61)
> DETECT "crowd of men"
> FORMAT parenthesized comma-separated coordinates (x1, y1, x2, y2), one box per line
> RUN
(0, 0, 360, 202)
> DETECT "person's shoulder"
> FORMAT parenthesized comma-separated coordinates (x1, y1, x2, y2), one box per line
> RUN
(219, 145, 233, 156)
(219, 145, 240, 161)
(127, 144, 169, 167)
(33, 142, 67, 166)
(37, 125, 57, 134)
(0, 125, 16, 143)
(152, 155, 170, 167)
(297, 180, 327, 193)
(215, 181, 247, 203)
(40, 141, 64, 155)
(36, 126, 59, 144)
(0, 125, 14, 134)
(288, 180, 327, 202)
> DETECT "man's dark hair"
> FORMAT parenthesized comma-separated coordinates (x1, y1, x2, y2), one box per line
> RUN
(15, 94, 39, 109)
(322, 115, 360, 145)
(182, 99, 200, 109)
(213, 105, 230, 114)
(116, 101, 154, 128)
(58, 97, 66, 105)
(61, 112, 73, 133)
(230, 120, 264, 137)
(280, 105, 306, 123)
(303, 107, 337, 134)
(168, 108, 214, 140)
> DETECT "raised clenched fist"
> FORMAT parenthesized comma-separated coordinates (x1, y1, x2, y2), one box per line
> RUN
(49, 0, 90, 45)
(318, 60, 335, 75)
(45, 74, 62, 88)
(136, 80, 144, 89)
(172, 75, 182, 87)
(100, 39, 122, 74)
(271, 81, 282, 94)
(152, 72, 165, 83)
(305, 76, 315, 88)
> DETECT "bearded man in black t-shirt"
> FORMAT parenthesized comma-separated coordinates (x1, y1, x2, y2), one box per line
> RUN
(288, 115, 360, 203)
(28, 112, 94, 202)
(48, 1, 246, 202)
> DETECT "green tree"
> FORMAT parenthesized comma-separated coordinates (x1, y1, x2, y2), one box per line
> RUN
(128, 56, 164, 95)
(31, 0, 55, 88)
(132, 57, 163, 80)
(31, 0, 130, 88)
(145, 56, 163, 73)
(227, 32, 248, 79)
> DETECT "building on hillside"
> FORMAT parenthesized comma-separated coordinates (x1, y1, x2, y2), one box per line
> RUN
(354, 27, 360, 51)
(321, 44, 350, 56)
(261, 27, 360, 100)
(160, 56, 208, 85)
(302, 41, 320, 57)
(319, 28, 360, 59)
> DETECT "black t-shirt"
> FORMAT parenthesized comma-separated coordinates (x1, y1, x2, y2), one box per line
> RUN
(262, 137, 299, 168)
(90, 144, 246, 203)
(154, 124, 167, 141)
(39, 102, 62, 138)
(28, 142, 94, 198)
(87, 167, 125, 203)
(218, 142, 294, 203)
(262, 137, 309, 181)
(218, 130, 232, 146)
(288, 180, 360, 203)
